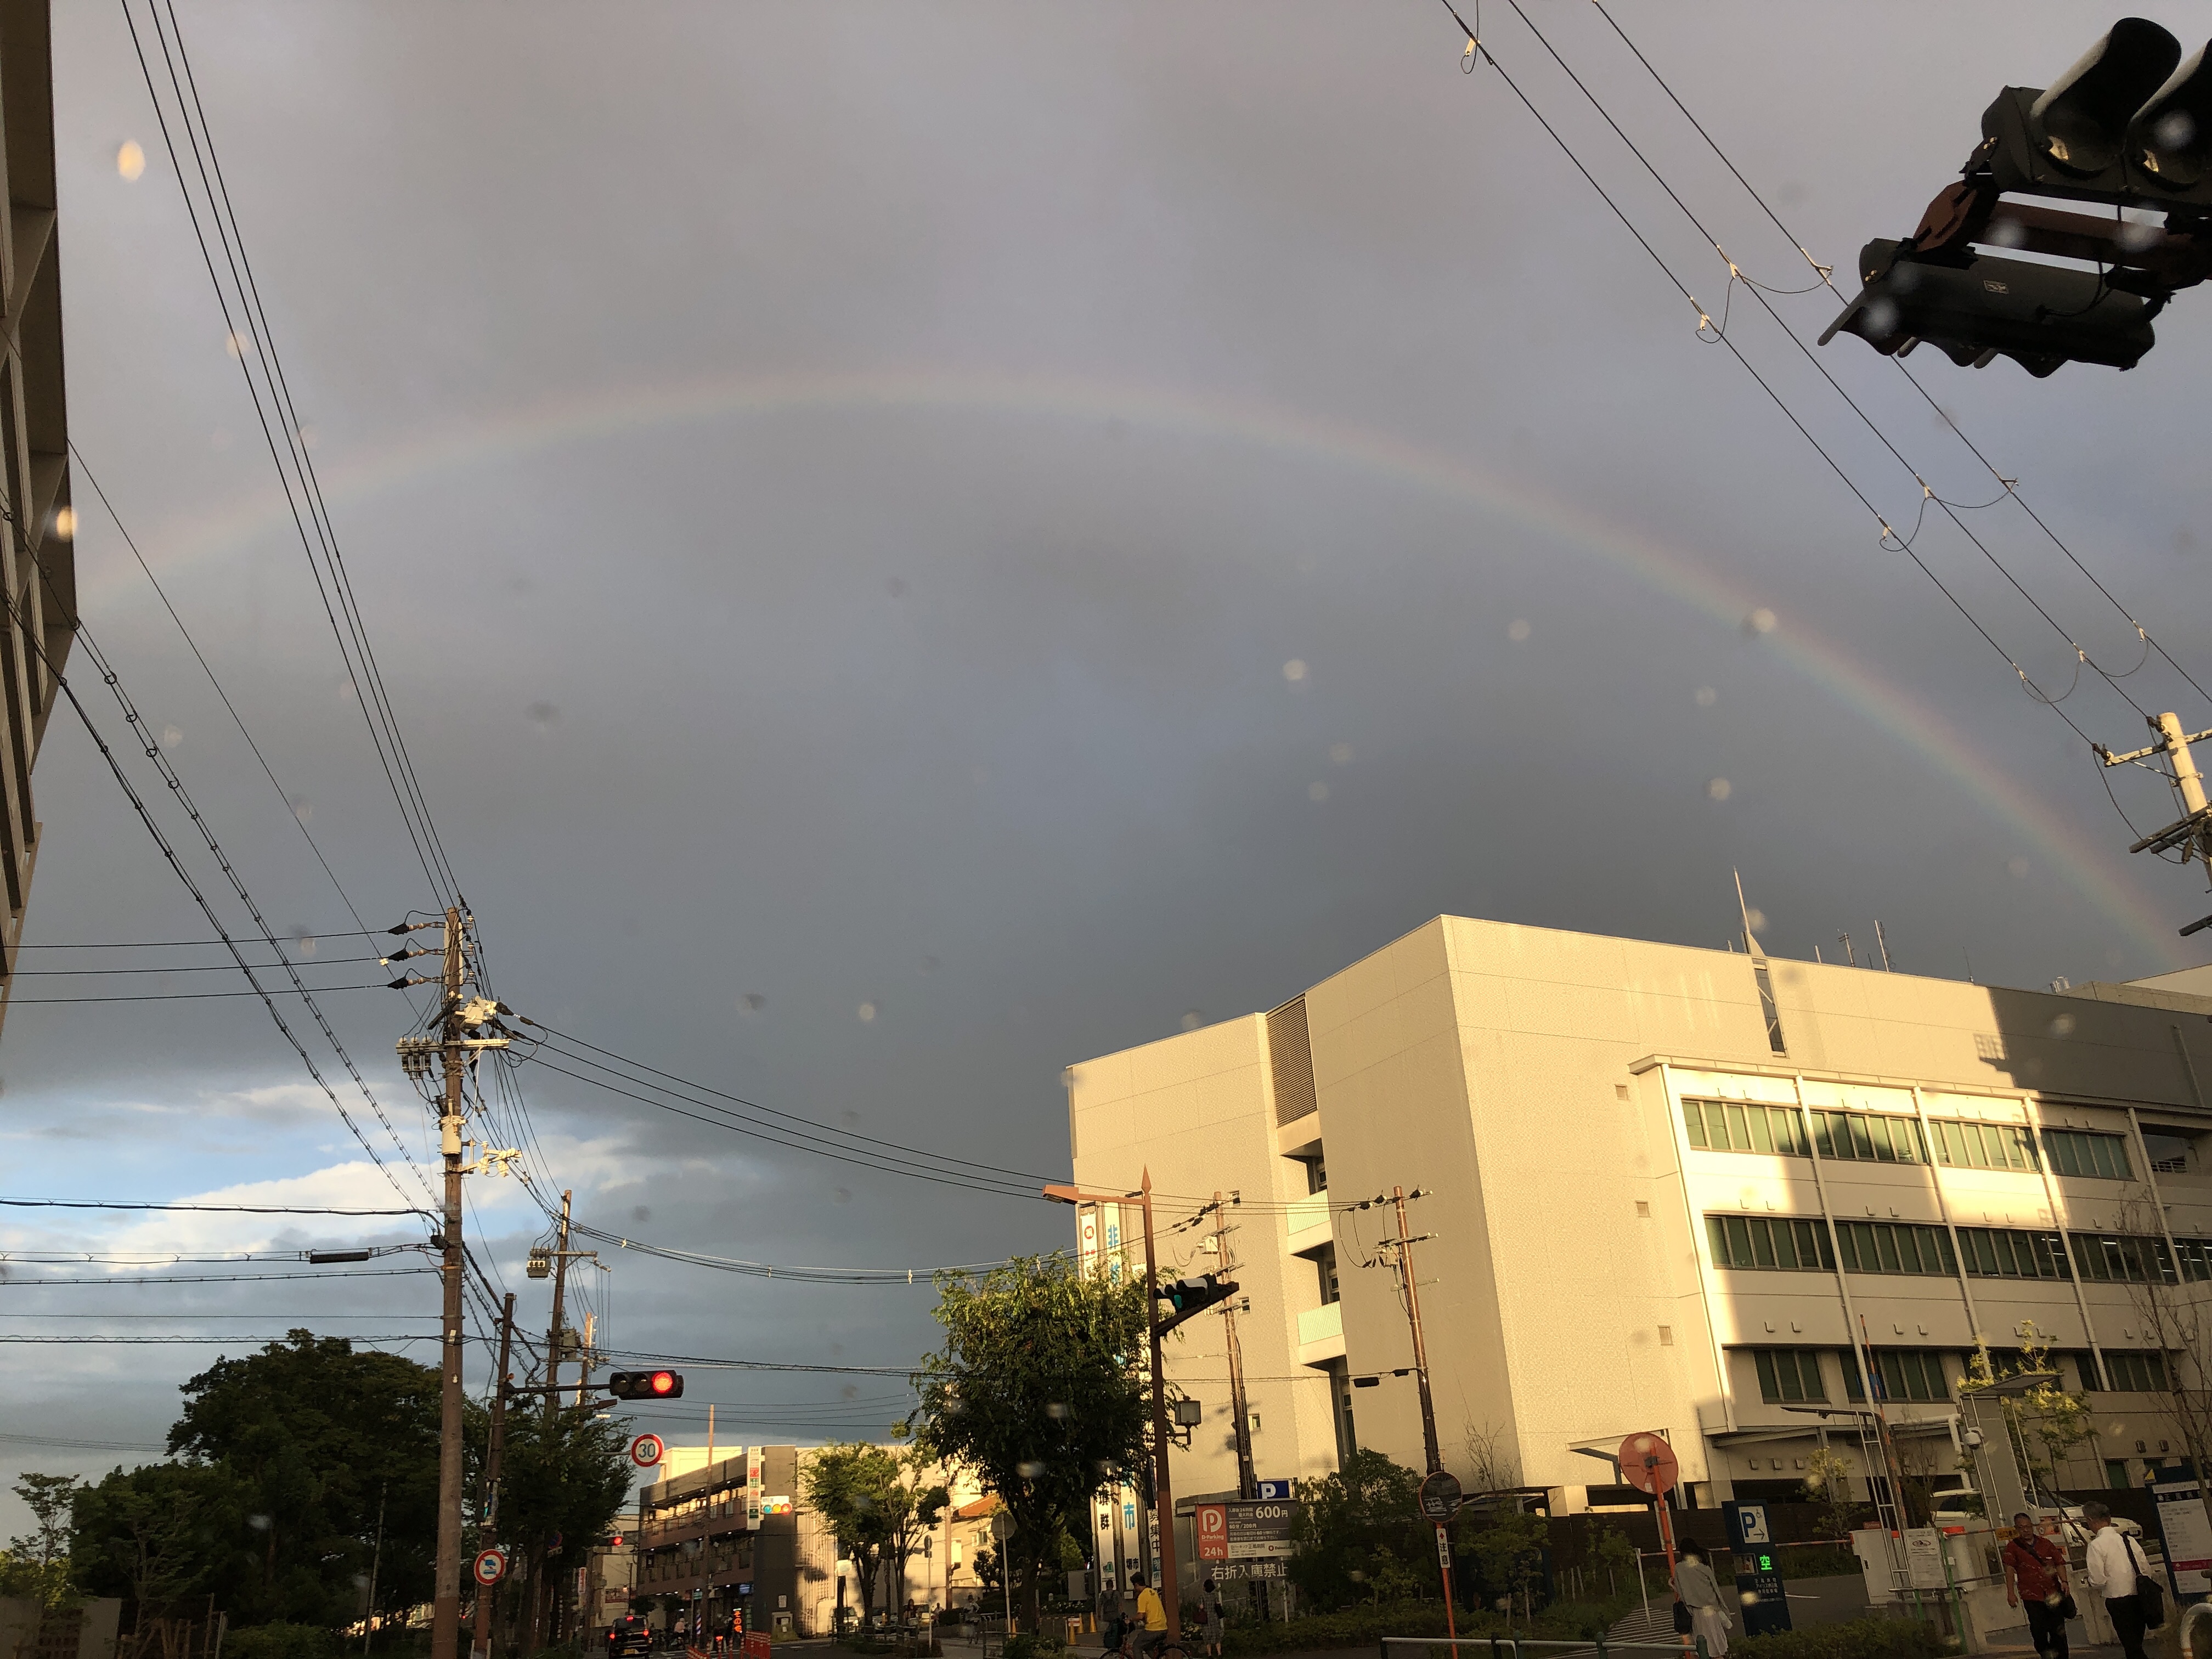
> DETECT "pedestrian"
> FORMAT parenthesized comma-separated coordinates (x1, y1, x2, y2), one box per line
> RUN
(1098, 1579, 1125, 1657)
(1673, 1544, 1733, 1659)
(2003, 1511, 2074, 1659)
(1200, 1579, 1224, 1658)
(2082, 1503, 2155, 1659)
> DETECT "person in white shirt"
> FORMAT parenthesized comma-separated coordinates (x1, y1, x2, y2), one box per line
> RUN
(1673, 1544, 1733, 1658)
(2081, 1503, 2149, 1659)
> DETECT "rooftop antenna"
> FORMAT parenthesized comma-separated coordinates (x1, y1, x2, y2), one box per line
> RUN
(1874, 919, 1894, 972)
(1839, 932, 1857, 968)
(1734, 868, 1766, 957)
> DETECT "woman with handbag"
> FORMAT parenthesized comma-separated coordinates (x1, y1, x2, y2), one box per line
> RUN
(2002, 1512, 2074, 1659)
(1673, 1544, 1734, 1658)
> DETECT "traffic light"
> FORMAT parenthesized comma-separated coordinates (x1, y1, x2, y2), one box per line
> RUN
(1824, 17, 2212, 375)
(1154, 1273, 1239, 1336)
(1820, 238, 2158, 376)
(607, 1369, 684, 1400)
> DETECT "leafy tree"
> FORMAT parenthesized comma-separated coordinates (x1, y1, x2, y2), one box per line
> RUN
(803, 1444, 902, 1623)
(1286, 1450, 1430, 1611)
(907, 1255, 1148, 1630)
(1959, 1326, 2092, 1508)
(495, 1403, 632, 1647)
(1458, 1504, 1547, 1617)
(72, 1462, 249, 1612)
(1, 1473, 80, 1607)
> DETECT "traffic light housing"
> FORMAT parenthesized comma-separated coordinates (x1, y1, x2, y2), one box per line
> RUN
(1977, 19, 2185, 201)
(1155, 1273, 1239, 1336)
(1820, 238, 2159, 375)
(607, 1369, 684, 1400)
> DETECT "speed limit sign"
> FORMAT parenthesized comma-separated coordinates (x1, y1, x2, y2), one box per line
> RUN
(630, 1433, 665, 1468)
(473, 1547, 508, 1587)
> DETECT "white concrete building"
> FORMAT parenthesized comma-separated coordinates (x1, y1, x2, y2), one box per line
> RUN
(1066, 915, 2212, 1519)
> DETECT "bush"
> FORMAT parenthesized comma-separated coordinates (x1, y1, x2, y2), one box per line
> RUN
(1218, 1592, 1637, 1657)
(1736, 1618, 1955, 1659)
(1001, 1635, 1063, 1659)
(223, 1626, 342, 1659)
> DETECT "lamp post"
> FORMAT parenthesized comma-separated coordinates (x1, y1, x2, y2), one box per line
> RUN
(1043, 1172, 1180, 1645)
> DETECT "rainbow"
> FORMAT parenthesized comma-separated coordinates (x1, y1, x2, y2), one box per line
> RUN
(74, 365, 2188, 966)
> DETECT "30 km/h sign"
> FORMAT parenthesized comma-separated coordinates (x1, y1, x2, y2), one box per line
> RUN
(472, 1547, 509, 1587)
(1619, 1432, 1679, 1497)
(629, 1434, 665, 1468)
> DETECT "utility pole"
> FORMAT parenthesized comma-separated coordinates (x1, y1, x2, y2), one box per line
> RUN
(472, 1293, 516, 1659)
(546, 1190, 574, 1419)
(1042, 1173, 1180, 1645)
(1384, 1187, 1441, 1474)
(2104, 713, 2212, 935)
(433, 906, 467, 1659)
(1211, 1193, 1256, 1500)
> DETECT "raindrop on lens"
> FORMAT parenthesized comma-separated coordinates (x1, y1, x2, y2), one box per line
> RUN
(1282, 659, 1308, 682)
(1507, 619, 1531, 642)
(116, 141, 145, 180)
(1707, 778, 1732, 802)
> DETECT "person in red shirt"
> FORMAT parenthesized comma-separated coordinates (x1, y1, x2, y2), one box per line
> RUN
(2004, 1511, 2074, 1659)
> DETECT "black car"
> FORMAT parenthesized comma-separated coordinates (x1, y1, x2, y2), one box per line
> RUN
(606, 1615, 653, 1658)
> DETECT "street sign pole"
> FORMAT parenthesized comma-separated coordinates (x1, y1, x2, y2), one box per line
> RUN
(1417, 1471, 1464, 1651)
(1619, 1435, 1683, 1649)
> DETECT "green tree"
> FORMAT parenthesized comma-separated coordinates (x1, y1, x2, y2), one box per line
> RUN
(803, 1444, 902, 1623)
(1959, 1325, 2093, 1507)
(72, 1462, 249, 1612)
(1, 1473, 80, 1607)
(907, 1255, 1148, 1630)
(1457, 1504, 1547, 1618)
(496, 1404, 632, 1647)
(1286, 1450, 1429, 1611)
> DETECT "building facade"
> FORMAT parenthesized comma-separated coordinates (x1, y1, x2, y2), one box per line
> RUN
(1066, 915, 2212, 1531)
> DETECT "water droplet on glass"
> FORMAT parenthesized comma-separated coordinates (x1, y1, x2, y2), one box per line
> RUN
(1707, 777, 1732, 801)
(2007, 856, 2030, 879)
(1743, 608, 1777, 636)
(631, 1205, 651, 1224)
(1507, 619, 1531, 642)
(527, 701, 557, 729)
(740, 992, 765, 1012)
(2048, 1014, 2076, 1039)
(1282, 659, 1308, 682)
(116, 141, 145, 181)
(1329, 743, 1352, 764)
(160, 725, 183, 750)
(224, 330, 246, 359)
(857, 1001, 878, 1023)
(1744, 908, 1767, 933)
(1180, 1010, 1203, 1032)
(1308, 781, 1329, 802)
(834, 1187, 851, 1204)
(1694, 687, 1717, 708)
(1016, 1461, 1046, 1479)
(50, 506, 74, 540)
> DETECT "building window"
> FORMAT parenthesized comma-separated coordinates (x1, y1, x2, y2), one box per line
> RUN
(2142, 1128, 2196, 1175)
(1683, 1099, 1810, 1156)
(2069, 1232, 2175, 1285)
(1956, 1227, 2072, 1280)
(1705, 1215, 1836, 1271)
(1752, 1348, 1827, 1403)
(1843, 1348, 1950, 1403)
(2174, 1238, 2212, 1282)
(1928, 1118, 2038, 1172)
(2042, 1129, 2133, 1181)
(1316, 1245, 1340, 1305)
(1833, 1220, 1957, 1277)
(1812, 1110, 1928, 1164)
(2101, 1351, 2171, 1393)
(1753, 963, 1788, 1055)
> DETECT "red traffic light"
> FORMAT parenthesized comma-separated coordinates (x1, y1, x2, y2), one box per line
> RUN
(607, 1369, 685, 1400)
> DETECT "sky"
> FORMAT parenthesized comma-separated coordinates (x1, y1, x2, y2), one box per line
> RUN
(8, 1, 2212, 1533)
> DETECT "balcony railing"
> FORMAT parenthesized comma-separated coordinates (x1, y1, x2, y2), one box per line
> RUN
(1296, 1301, 1342, 1347)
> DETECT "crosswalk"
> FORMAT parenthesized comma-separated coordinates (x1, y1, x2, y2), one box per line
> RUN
(1607, 1605, 1680, 1646)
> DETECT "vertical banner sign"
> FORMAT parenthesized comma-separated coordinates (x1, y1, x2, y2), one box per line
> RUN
(1078, 1210, 1101, 1275)
(747, 1448, 764, 1526)
(2152, 1476, 2212, 1599)
(1725, 1502, 1791, 1637)
(1104, 1207, 1126, 1283)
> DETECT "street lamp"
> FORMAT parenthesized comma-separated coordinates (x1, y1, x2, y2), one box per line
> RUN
(1042, 1172, 1182, 1645)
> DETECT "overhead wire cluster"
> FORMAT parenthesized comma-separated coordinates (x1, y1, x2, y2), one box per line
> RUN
(1436, 0, 2212, 863)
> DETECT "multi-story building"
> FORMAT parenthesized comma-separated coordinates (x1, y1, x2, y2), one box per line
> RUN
(1065, 914, 2212, 1548)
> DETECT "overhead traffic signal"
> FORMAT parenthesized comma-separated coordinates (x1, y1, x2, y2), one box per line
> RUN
(1155, 1273, 1239, 1336)
(607, 1369, 684, 1400)
(1825, 17, 2212, 375)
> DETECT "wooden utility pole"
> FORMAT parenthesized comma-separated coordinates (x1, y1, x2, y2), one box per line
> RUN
(1137, 1171, 1182, 1645)
(432, 906, 467, 1659)
(546, 1190, 574, 1420)
(472, 1294, 516, 1659)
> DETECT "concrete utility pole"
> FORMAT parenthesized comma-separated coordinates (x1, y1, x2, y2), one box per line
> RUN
(472, 1293, 516, 1659)
(1385, 1187, 1442, 1475)
(546, 1190, 574, 1418)
(1211, 1193, 1256, 1501)
(433, 906, 467, 1659)
(2103, 712, 2212, 935)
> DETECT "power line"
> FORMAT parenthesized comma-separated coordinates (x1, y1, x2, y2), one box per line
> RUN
(0, 1432, 166, 1452)
(11, 985, 393, 1005)
(9, 934, 384, 950)
(567, 1222, 1013, 1285)
(0, 1198, 430, 1217)
(8, 956, 392, 974)
(0, 1268, 438, 1286)
(600, 1348, 918, 1378)
(0, 1334, 441, 1345)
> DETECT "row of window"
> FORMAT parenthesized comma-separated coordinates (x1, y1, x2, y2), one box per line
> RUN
(1707, 1215, 2212, 1285)
(1683, 1099, 2136, 1179)
(1746, 1346, 2174, 1404)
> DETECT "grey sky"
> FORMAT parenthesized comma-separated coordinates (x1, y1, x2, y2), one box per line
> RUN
(6, 2, 2211, 1528)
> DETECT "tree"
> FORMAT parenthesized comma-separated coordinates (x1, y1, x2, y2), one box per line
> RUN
(496, 1405, 632, 1649)
(1458, 1503, 1547, 1620)
(2115, 1197, 2212, 1505)
(1, 1473, 80, 1607)
(1286, 1449, 1430, 1611)
(1800, 1447, 1858, 1543)
(802, 1444, 901, 1624)
(72, 1462, 248, 1612)
(907, 1255, 1148, 1630)
(877, 1447, 950, 1617)
(1960, 1327, 2093, 1508)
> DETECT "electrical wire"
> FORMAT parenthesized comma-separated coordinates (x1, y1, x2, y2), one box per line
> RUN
(0, 1268, 437, 1286)
(9, 934, 383, 949)
(600, 1348, 918, 1378)
(0, 1198, 430, 1216)
(566, 1222, 1014, 1285)
(10, 984, 394, 1005)
(7, 955, 392, 974)
(0, 1249, 419, 1265)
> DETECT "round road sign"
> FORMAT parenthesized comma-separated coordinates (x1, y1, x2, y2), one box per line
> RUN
(629, 1434, 665, 1468)
(990, 1509, 1015, 1542)
(1417, 1470, 1464, 1521)
(473, 1547, 508, 1587)
(1618, 1432, 1678, 1497)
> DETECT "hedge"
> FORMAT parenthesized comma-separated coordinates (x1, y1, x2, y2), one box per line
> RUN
(1736, 1618, 1955, 1659)
(221, 1626, 342, 1659)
